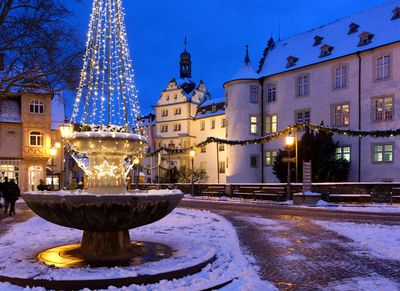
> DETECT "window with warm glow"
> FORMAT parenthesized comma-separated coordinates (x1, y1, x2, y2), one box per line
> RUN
(29, 131, 43, 147)
(373, 97, 393, 121)
(336, 146, 351, 161)
(266, 115, 277, 134)
(250, 116, 258, 134)
(265, 151, 278, 166)
(333, 104, 350, 127)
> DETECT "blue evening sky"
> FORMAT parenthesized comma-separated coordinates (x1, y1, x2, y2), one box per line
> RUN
(65, 0, 387, 116)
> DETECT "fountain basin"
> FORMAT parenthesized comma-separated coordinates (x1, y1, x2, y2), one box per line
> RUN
(22, 191, 183, 262)
(22, 191, 183, 231)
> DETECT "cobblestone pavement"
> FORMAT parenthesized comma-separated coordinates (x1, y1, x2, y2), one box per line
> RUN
(180, 200, 400, 290)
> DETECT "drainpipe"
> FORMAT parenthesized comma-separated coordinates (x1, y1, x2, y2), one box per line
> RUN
(260, 78, 265, 183)
(357, 52, 362, 182)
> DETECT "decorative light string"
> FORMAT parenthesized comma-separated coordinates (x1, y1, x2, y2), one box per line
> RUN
(142, 122, 400, 157)
(70, 0, 142, 131)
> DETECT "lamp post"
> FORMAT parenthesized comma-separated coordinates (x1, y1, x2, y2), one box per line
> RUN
(133, 158, 140, 189)
(189, 149, 196, 196)
(59, 122, 74, 189)
(285, 135, 295, 201)
(50, 147, 57, 190)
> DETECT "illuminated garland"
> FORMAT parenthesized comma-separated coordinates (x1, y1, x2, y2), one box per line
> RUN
(70, 0, 142, 132)
(144, 123, 400, 157)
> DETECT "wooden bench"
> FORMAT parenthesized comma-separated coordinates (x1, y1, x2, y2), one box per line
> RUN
(253, 186, 286, 201)
(202, 185, 226, 197)
(328, 194, 372, 204)
(232, 186, 261, 199)
(390, 187, 400, 204)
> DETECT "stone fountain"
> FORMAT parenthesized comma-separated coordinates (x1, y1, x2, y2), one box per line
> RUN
(21, 0, 184, 266)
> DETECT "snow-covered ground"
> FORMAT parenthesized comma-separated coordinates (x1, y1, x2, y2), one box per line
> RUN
(0, 208, 274, 291)
(315, 221, 400, 261)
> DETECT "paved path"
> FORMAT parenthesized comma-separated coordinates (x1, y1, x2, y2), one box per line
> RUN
(180, 199, 400, 290)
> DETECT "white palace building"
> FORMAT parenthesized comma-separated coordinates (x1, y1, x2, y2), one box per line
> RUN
(143, 0, 400, 183)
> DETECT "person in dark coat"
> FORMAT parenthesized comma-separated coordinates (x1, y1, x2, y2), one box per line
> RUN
(0, 178, 4, 208)
(37, 179, 47, 191)
(2, 177, 10, 215)
(7, 179, 20, 216)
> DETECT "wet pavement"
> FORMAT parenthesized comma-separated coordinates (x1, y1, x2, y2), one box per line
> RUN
(180, 200, 400, 290)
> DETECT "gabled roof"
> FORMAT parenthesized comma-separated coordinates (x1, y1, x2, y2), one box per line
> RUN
(259, 0, 400, 77)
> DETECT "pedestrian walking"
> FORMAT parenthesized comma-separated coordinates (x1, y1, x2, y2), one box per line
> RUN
(7, 179, 20, 216)
(2, 177, 11, 215)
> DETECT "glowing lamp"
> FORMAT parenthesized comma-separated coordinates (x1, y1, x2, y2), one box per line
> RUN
(285, 136, 295, 147)
(60, 123, 74, 139)
(133, 158, 140, 165)
(50, 148, 57, 157)
(189, 149, 196, 158)
(55, 142, 61, 149)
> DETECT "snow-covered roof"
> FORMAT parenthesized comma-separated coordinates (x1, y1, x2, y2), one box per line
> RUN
(196, 98, 225, 119)
(51, 92, 65, 130)
(259, 0, 400, 76)
(0, 98, 21, 123)
(200, 97, 225, 107)
(228, 61, 259, 82)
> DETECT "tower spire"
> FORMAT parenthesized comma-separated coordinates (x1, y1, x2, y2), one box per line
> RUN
(244, 45, 251, 64)
(180, 37, 192, 78)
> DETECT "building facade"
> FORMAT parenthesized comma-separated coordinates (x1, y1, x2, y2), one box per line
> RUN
(0, 91, 64, 191)
(226, 0, 400, 183)
(144, 1, 400, 183)
(142, 45, 227, 183)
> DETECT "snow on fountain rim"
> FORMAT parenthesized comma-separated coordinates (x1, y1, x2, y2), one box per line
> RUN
(0, 208, 273, 290)
(23, 189, 183, 197)
(71, 131, 148, 143)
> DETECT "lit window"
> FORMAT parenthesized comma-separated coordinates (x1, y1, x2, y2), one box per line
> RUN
(29, 100, 44, 114)
(265, 151, 278, 166)
(219, 161, 226, 174)
(29, 131, 43, 147)
(200, 121, 205, 131)
(250, 85, 259, 103)
(374, 97, 393, 121)
(297, 75, 309, 97)
(267, 83, 277, 102)
(373, 144, 393, 163)
(335, 65, 347, 89)
(266, 115, 277, 134)
(333, 104, 350, 127)
(376, 55, 391, 80)
(250, 116, 257, 134)
(211, 119, 216, 129)
(336, 146, 351, 161)
(296, 110, 311, 124)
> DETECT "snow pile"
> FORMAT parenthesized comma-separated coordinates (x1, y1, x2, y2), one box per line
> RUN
(315, 220, 400, 261)
(0, 209, 273, 290)
(324, 273, 398, 291)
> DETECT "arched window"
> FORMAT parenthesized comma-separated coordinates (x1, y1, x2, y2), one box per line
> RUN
(30, 131, 43, 146)
(29, 99, 44, 114)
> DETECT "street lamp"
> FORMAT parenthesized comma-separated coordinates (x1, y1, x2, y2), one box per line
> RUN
(50, 147, 57, 190)
(285, 135, 295, 200)
(59, 122, 74, 190)
(189, 149, 196, 196)
(133, 158, 140, 189)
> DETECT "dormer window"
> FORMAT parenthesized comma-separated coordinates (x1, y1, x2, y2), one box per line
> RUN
(286, 56, 299, 68)
(320, 45, 334, 57)
(313, 36, 324, 46)
(358, 32, 374, 46)
(392, 7, 400, 20)
(348, 23, 359, 34)
(211, 105, 217, 113)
